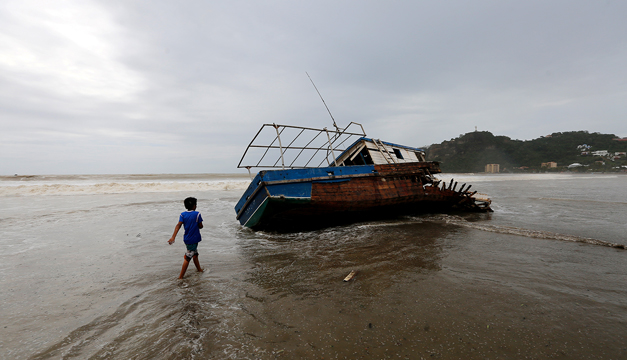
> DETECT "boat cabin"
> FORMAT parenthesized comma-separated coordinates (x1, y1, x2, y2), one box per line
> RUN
(333, 138, 426, 167)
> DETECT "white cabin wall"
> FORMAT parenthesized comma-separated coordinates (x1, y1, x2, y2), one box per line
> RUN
(405, 150, 418, 161)
(363, 143, 389, 165)
(338, 140, 426, 166)
(399, 148, 413, 162)
(368, 149, 389, 164)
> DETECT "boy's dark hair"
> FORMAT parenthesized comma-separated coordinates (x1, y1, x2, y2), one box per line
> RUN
(184, 197, 197, 210)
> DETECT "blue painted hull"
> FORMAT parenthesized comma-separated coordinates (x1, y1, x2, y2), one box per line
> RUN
(234, 165, 375, 229)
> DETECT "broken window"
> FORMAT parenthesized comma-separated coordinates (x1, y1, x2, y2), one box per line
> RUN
(341, 147, 373, 166)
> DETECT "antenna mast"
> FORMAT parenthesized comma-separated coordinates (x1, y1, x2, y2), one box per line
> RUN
(306, 72, 340, 132)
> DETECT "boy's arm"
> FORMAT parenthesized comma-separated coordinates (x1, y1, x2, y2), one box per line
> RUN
(198, 221, 203, 229)
(168, 222, 183, 244)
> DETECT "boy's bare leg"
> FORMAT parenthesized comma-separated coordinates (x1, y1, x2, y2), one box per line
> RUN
(179, 256, 190, 279)
(192, 255, 203, 272)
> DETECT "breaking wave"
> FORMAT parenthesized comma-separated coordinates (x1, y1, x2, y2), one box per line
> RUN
(0, 180, 250, 196)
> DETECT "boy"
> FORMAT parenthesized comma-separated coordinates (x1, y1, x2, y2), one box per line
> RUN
(168, 197, 204, 279)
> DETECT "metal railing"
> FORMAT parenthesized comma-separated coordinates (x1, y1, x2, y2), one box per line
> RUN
(237, 122, 367, 171)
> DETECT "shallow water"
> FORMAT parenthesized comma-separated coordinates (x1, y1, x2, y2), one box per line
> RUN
(0, 173, 625, 359)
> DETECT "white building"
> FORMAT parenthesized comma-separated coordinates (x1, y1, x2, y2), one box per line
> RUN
(485, 164, 500, 173)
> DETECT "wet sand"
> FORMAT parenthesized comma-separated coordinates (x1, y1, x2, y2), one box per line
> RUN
(226, 224, 627, 359)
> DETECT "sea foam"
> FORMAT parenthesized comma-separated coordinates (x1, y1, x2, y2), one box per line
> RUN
(0, 180, 250, 196)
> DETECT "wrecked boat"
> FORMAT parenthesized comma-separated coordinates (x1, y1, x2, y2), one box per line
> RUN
(234, 122, 492, 230)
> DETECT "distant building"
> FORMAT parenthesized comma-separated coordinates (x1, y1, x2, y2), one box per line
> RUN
(613, 137, 627, 141)
(485, 164, 500, 173)
(541, 162, 557, 168)
(568, 163, 583, 169)
(592, 150, 609, 156)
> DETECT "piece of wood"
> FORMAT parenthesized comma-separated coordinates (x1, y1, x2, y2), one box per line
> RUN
(344, 270, 357, 282)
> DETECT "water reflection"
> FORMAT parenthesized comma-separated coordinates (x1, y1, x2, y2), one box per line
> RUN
(225, 219, 468, 358)
(236, 219, 459, 298)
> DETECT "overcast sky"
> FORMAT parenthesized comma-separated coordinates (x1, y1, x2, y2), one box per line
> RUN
(1, 0, 626, 175)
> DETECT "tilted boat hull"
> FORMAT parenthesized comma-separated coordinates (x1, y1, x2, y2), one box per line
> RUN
(235, 162, 491, 230)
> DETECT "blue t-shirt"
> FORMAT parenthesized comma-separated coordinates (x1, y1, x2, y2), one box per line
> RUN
(179, 211, 203, 244)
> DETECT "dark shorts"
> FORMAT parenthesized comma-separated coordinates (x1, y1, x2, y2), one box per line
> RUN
(184, 242, 199, 260)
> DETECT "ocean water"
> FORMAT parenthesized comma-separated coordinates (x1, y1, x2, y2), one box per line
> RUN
(0, 173, 625, 359)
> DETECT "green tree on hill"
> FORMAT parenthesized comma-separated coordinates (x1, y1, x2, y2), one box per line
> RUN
(426, 130, 627, 173)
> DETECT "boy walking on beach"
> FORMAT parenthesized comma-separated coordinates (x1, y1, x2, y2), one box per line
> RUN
(168, 197, 204, 279)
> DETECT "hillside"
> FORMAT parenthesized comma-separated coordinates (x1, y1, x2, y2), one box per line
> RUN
(425, 131, 627, 173)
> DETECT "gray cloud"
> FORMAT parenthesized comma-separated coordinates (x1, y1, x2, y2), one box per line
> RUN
(1, 0, 626, 174)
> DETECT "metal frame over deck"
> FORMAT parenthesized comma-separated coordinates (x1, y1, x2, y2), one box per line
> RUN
(237, 122, 367, 174)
